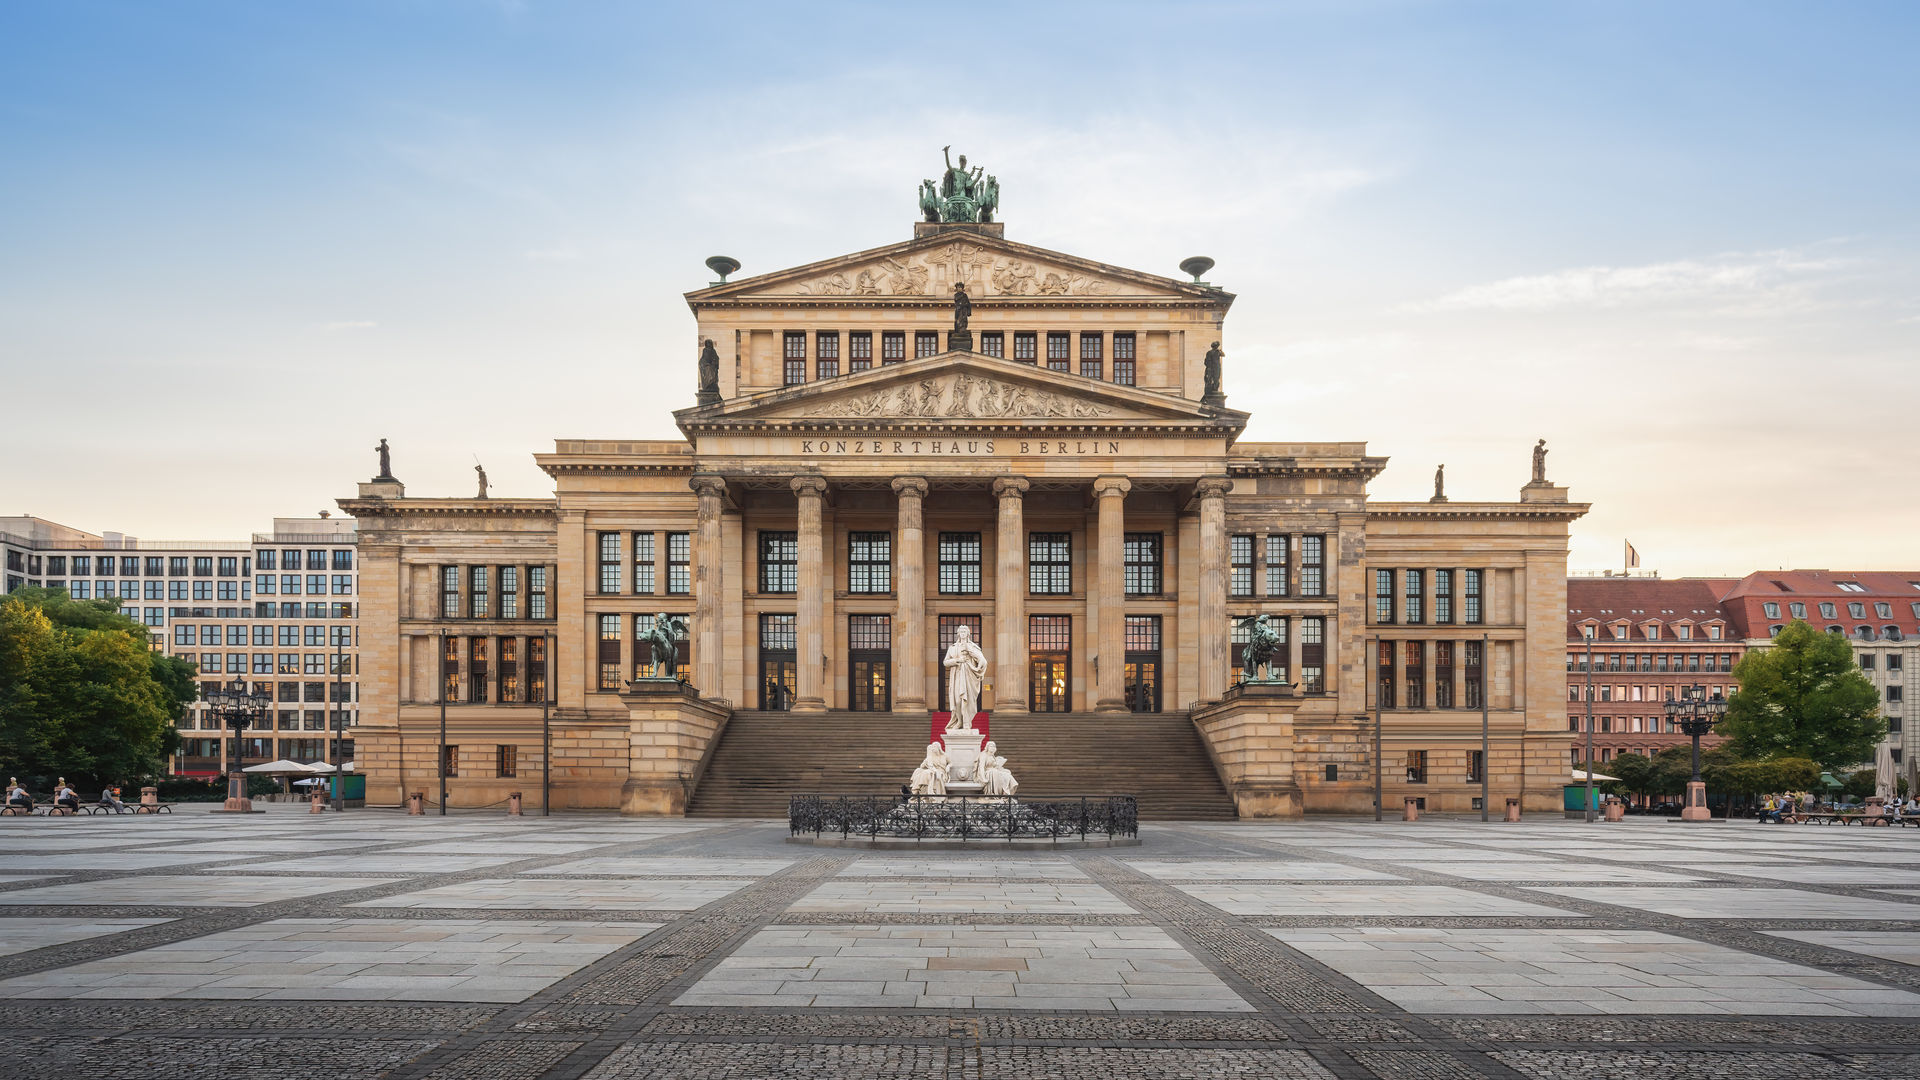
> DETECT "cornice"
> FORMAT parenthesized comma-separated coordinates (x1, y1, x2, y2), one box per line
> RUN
(1366, 501, 1593, 522)
(337, 498, 558, 519)
(1227, 457, 1390, 481)
(677, 419, 1242, 439)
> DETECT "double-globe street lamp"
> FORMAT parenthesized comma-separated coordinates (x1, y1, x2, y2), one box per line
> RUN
(205, 679, 270, 812)
(1665, 683, 1727, 822)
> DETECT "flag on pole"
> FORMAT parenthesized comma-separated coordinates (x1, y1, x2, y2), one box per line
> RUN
(1625, 540, 1640, 569)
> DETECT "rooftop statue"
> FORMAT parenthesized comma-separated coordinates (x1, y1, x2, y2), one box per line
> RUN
(474, 463, 489, 499)
(1532, 439, 1549, 484)
(919, 147, 1000, 224)
(373, 438, 396, 481)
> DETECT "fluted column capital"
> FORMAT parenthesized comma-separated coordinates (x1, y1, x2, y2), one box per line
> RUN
(991, 476, 1031, 500)
(1092, 475, 1133, 500)
(689, 473, 729, 499)
(790, 474, 829, 500)
(1194, 476, 1234, 501)
(890, 475, 929, 500)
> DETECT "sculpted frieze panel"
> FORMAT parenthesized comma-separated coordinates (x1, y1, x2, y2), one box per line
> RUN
(807, 372, 1116, 420)
(777, 242, 1158, 299)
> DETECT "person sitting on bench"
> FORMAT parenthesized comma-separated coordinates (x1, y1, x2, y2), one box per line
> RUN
(52, 779, 80, 813)
(99, 785, 127, 814)
(5, 778, 31, 813)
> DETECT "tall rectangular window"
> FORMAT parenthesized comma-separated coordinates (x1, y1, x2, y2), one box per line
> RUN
(632, 532, 655, 594)
(598, 614, 622, 691)
(193, 556, 212, 576)
(1377, 640, 1396, 710)
(915, 330, 939, 358)
(1124, 533, 1163, 595)
(497, 744, 517, 778)
(980, 331, 1004, 358)
(847, 614, 891, 712)
(1464, 640, 1484, 708)
(1434, 641, 1455, 708)
(667, 533, 690, 594)
(441, 566, 459, 618)
(1013, 331, 1037, 362)
(759, 531, 798, 594)
(1404, 641, 1425, 708)
(938, 532, 982, 594)
(469, 636, 490, 703)
(882, 331, 905, 364)
(1467, 749, 1484, 782)
(783, 330, 807, 385)
(469, 566, 489, 619)
(1029, 614, 1072, 713)
(528, 566, 548, 620)
(848, 532, 892, 593)
(1464, 569, 1484, 624)
(1265, 534, 1289, 596)
(1434, 569, 1454, 624)
(1374, 569, 1395, 623)
(1404, 569, 1424, 625)
(1078, 332, 1102, 378)
(1229, 534, 1255, 597)
(1046, 331, 1070, 371)
(442, 636, 459, 702)
(849, 331, 873, 372)
(815, 331, 840, 378)
(1029, 532, 1071, 595)
(1112, 332, 1135, 385)
(499, 566, 519, 619)
(528, 635, 547, 702)
(442, 744, 459, 778)
(1405, 750, 1427, 784)
(597, 532, 621, 594)
(1300, 535, 1326, 596)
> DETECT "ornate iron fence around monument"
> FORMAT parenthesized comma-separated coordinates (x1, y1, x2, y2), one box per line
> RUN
(788, 793, 1138, 843)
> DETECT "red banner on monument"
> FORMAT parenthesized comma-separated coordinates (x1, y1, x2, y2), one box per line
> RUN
(929, 712, 989, 746)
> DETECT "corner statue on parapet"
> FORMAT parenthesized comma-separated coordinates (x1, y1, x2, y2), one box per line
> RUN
(373, 438, 395, 481)
(696, 339, 721, 405)
(1531, 439, 1549, 484)
(1432, 464, 1446, 503)
(1202, 342, 1225, 405)
(942, 624, 986, 731)
(1235, 614, 1284, 684)
(474, 463, 489, 499)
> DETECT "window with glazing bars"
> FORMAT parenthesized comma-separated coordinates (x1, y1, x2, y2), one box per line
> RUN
(849, 331, 873, 371)
(1433, 569, 1453, 624)
(1029, 532, 1070, 594)
(848, 532, 891, 593)
(1300, 535, 1325, 595)
(1265, 534, 1288, 596)
(849, 614, 890, 650)
(529, 566, 548, 620)
(667, 532, 690, 594)
(1434, 640, 1454, 707)
(528, 635, 547, 701)
(1464, 640, 1484, 707)
(1404, 641, 1424, 708)
(882, 331, 905, 363)
(938, 533, 982, 594)
(1079, 333, 1102, 378)
(783, 331, 807, 385)
(441, 566, 459, 618)
(1230, 534, 1254, 597)
(915, 330, 939, 358)
(1046, 332, 1070, 371)
(1013, 331, 1037, 361)
(1112, 332, 1135, 385)
(1404, 569, 1424, 624)
(469, 566, 489, 618)
(631, 532, 654, 593)
(1377, 640, 1396, 709)
(1124, 533, 1163, 595)
(597, 532, 621, 594)
(597, 614, 621, 690)
(980, 331, 1004, 357)
(816, 331, 839, 378)
(758, 531, 798, 594)
(469, 636, 490, 702)
(442, 635, 459, 702)
(1301, 616, 1325, 693)
(1374, 569, 1395, 623)
(1464, 569, 1484, 624)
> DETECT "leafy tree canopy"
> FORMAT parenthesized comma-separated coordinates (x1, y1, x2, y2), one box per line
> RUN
(1720, 620, 1884, 770)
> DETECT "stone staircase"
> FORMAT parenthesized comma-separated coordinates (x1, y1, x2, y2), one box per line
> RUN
(685, 710, 1237, 820)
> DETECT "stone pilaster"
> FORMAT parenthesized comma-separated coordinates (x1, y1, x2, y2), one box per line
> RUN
(891, 476, 929, 713)
(791, 474, 829, 713)
(690, 474, 729, 703)
(992, 476, 1030, 714)
(1093, 475, 1132, 714)
(1195, 477, 1234, 703)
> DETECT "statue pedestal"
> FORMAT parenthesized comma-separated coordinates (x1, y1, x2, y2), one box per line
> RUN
(1190, 681, 1302, 818)
(1680, 780, 1712, 821)
(948, 330, 973, 353)
(931, 713, 989, 744)
(942, 727, 986, 786)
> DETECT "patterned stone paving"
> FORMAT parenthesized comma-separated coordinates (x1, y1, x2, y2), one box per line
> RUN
(1, 811, 1919, 1078)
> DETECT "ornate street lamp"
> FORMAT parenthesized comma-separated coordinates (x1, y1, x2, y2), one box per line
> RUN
(1665, 684, 1727, 822)
(207, 678, 269, 812)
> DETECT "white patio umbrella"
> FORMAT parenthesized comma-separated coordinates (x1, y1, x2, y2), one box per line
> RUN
(301, 762, 336, 774)
(1570, 769, 1621, 783)
(241, 759, 316, 775)
(1875, 741, 1897, 801)
(292, 777, 324, 787)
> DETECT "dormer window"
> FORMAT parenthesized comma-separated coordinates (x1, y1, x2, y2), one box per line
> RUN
(1707, 624, 1722, 641)
(1837, 581, 1866, 593)
(1763, 602, 1780, 619)
(1675, 625, 1692, 641)
(1612, 624, 1629, 641)
(1791, 602, 1806, 619)
(1876, 602, 1892, 618)
(1820, 602, 1837, 619)
(1642, 622, 1662, 640)
(1849, 602, 1866, 619)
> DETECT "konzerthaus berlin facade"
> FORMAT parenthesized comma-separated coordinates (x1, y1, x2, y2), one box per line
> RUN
(342, 175, 1588, 818)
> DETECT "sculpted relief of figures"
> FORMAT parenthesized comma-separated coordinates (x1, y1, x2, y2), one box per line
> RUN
(815, 373, 1114, 420)
(789, 246, 1123, 298)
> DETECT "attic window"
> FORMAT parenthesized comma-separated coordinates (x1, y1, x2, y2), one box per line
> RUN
(1837, 582, 1867, 593)
(1770, 580, 1793, 592)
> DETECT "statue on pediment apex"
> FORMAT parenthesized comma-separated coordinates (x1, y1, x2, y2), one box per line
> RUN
(919, 147, 999, 224)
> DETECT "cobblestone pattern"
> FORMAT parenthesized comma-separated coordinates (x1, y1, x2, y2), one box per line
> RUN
(1353, 1049, 1501, 1080)
(770, 910, 1154, 926)
(581, 1041, 949, 1080)
(0, 1035, 439, 1080)
(421, 1036, 585, 1080)
(0, 1000, 496, 1033)
(1491, 1049, 1920, 1079)
(1426, 1015, 1920, 1047)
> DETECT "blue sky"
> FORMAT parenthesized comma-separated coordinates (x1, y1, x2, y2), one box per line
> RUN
(2, 1, 1916, 573)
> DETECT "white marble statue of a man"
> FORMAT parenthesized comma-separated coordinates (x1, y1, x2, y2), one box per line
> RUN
(911, 742, 949, 796)
(980, 740, 1017, 797)
(943, 624, 986, 731)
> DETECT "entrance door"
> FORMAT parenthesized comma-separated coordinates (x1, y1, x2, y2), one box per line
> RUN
(1028, 614, 1071, 712)
(848, 614, 891, 712)
(937, 615, 983, 713)
(1123, 614, 1161, 713)
(758, 613, 796, 710)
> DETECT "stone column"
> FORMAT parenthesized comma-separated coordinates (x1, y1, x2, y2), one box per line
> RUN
(992, 476, 1030, 715)
(791, 475, 829, 713)
(689, 474, 729, 701)
(1195, 477, 1234, 703)
(1093, 475, 1132, 714)
(891, 477, 930, 713)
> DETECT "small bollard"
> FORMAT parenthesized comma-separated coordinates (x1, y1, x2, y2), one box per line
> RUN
(140, 786, 157, 807)
(1402, 797, 1420, 822)
(1504, 797, 1521, 822)
(407, 791, 425, 815)
(309, 791, 326, 814)
(507, 792, 523, 816)
(1603, 797, 1625, 822)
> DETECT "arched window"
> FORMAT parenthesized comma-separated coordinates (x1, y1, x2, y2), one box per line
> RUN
(1855, 626, 1874, 640)
(1769, 625, 1783, 637)
(1885, 626, 1903, 641)
(1826, 625, 1844, 634)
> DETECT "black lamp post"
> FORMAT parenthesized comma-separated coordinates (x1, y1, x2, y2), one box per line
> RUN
(206, 678, 270, 812)
(1665, 683, 1727, 822)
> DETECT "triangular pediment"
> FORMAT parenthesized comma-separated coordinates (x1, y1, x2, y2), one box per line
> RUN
(685, 233, 1229, 304)
(675, 352, 1246, 431)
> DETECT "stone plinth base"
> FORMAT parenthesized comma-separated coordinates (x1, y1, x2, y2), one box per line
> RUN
(1192, 681, 1302, 819)
(788, 834, 1138, 850)
(1681, 780, 1712, 821)
(620, 680, 732, 816)
(1520, 481, 1569, 503)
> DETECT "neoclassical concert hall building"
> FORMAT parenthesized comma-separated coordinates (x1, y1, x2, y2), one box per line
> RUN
(342, 166, 1588, 818)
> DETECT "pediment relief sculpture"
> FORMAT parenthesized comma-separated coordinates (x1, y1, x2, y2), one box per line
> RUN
(806, 372, 1116, 420)
(775, 242, 1156, 299)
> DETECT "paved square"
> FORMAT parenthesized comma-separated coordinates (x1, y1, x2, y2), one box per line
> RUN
(1175, 883, 1583, 917)
(836, 857, 1088, 879)
(524, 856, 794, 877)
(0, 874, 402, 906)
(1394, 861, 1702, 882)
(678, 925, 1250, 1010)
(1528, 885, 1920, 920)
(0, 917, 170, 956)
(1767, 930, 1920, 966)
(1124, 860, 1405, 880)
(355, 877, 753, 910)
(791, 880, 1134, 914)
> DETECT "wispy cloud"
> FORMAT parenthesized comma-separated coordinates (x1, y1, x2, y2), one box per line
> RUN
(321, 320, 377, 331)
(1408, 249, 1846, 314)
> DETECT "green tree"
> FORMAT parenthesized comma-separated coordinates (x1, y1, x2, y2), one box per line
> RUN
(1603, 752, 1657, 801)
(1720, 621, 1884, 770)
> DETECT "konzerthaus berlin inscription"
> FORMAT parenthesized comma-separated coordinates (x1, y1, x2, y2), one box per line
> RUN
(342, 154, 1588, 819)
